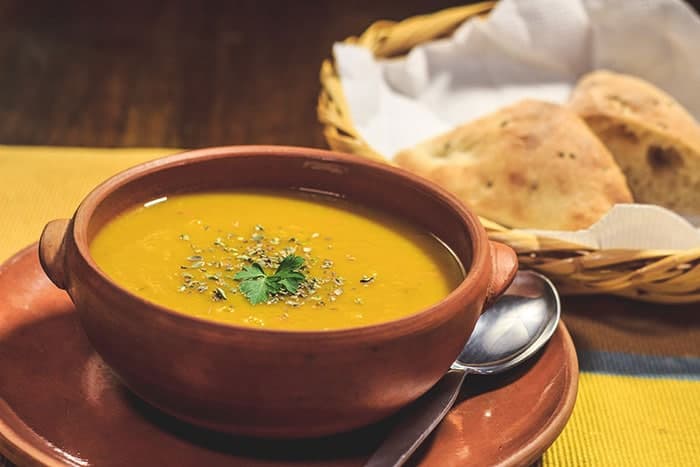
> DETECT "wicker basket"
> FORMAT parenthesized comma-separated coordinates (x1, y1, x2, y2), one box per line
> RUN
(318, 2, 700, 304)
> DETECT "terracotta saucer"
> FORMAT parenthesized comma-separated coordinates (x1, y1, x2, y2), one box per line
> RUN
(0, 245, 578, 467)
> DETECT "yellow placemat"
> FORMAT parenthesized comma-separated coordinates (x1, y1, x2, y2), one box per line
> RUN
(0, 145, 179, 261)
(546, 373, 699, 466)
(544, 295, 700, 467)
(0, 146, 698, 467)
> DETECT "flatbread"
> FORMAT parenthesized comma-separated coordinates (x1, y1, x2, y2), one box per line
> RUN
(569, 70, 700, 217)
(394, 99, 633, 230)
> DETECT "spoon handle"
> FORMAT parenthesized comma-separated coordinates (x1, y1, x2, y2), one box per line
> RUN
(364, 369, 467, 467)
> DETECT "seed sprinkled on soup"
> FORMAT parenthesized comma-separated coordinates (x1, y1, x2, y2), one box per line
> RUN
(177, 227, 363, 308)
(90, 190, 463, 330)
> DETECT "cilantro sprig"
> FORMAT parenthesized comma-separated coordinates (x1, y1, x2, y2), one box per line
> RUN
(234, 254, 306, 305)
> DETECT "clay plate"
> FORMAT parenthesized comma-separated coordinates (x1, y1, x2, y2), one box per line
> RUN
(0, 245, 578, 467)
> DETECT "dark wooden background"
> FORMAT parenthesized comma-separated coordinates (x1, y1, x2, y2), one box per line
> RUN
(1, 0, 699, 148)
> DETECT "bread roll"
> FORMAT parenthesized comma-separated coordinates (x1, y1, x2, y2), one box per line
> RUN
(569, 70, 700, 217)
(394, 99, 633, 230)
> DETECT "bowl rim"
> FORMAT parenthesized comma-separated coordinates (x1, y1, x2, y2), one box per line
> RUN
(69, 145, 492, 339)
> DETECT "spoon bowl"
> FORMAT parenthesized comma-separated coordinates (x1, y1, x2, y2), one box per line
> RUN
(453, 270, 560, 374)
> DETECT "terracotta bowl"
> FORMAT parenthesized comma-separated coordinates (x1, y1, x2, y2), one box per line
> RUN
(38, 146, 517, 438)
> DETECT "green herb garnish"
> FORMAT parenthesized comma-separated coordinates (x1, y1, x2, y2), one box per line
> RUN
(234, 254, 306, 305)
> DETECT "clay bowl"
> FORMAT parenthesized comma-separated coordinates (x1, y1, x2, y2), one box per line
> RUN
(38, 146, 517, 438)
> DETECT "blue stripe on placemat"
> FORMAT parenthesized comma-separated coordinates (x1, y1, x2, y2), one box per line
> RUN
(578, 350, 700, 380)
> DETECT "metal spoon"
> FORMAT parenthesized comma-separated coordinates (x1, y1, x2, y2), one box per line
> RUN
(364, 270, 561, 467)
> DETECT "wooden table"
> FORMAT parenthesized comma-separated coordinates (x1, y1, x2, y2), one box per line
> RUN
(3, 0, 699, 148)
(0, 0, 471, 147)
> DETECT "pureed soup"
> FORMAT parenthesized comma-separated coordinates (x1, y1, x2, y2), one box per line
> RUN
(90, 190, 464, 331)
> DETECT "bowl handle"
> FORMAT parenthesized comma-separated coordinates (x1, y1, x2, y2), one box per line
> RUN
(485, 241, 518, 307)
(39, 219, 71, 290)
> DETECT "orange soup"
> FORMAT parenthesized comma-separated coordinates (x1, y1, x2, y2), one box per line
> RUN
(90, 190, 463, 330)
